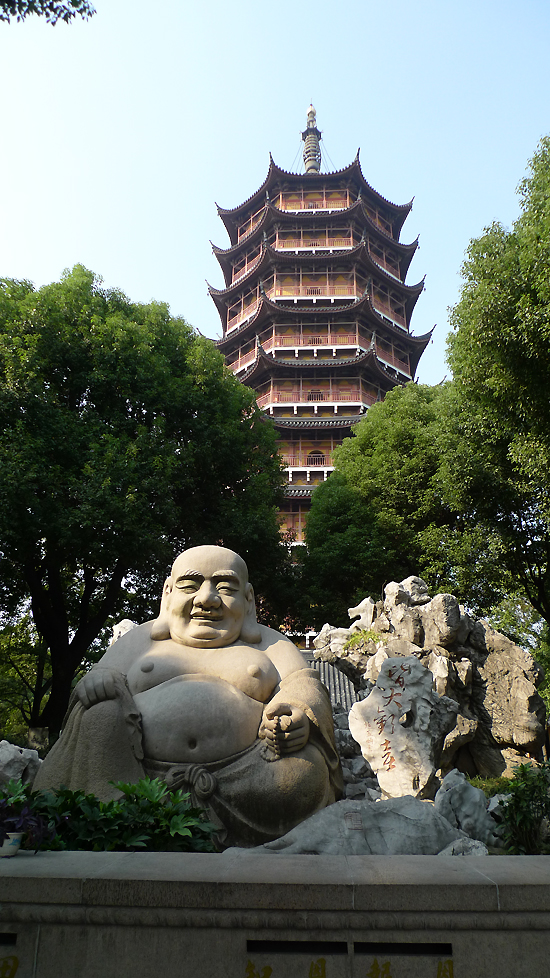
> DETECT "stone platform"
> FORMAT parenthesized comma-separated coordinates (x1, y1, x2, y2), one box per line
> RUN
(1, 850, 549, 977)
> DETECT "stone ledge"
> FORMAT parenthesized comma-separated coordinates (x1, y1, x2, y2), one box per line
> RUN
(1, 852, 550, 978)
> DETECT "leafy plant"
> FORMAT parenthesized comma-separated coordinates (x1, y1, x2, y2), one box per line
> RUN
(0, 778, 56, 848)
(467, 775, 512, 799)
(33, 777, 218, 852)
(344, 629, 380, 651)
(499, 762, 550, 854)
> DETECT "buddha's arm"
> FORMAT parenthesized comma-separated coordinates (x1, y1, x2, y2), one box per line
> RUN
(75, 622, 154, 708)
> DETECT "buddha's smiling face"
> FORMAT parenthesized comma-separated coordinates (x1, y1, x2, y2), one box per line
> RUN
(166, 546, 253, 648)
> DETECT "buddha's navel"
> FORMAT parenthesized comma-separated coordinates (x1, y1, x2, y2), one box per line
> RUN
(141, 661, 154, 673)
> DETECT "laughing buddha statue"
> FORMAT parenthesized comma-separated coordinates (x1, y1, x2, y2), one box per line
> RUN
(34, 546, 342, 846)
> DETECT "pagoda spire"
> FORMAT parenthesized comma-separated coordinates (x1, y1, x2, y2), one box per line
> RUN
(302, 104, 321, 174)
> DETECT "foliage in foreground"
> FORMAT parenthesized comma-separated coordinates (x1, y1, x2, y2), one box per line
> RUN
(0, 777, 217, 852)
(301, 383, 509, 627)
(0, 265, 288, 733)
(448, 135, 550, 627)
(498, 762, 550, 855)
(0, 1, 95, 24)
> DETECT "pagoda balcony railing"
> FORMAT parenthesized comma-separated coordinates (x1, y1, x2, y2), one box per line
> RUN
(261, 333, 410, 374)
(264, 332, 358, 350)
(372, 300, 406, 329)
(237, 207, 265, 242)
(227, 299, 260, 332)
(281, 454, 334, 467)
(274, 194, 351, 212)
(226, 349, 257, 373)
(274, 235, 356, 251)
(256, 389, 378, 409)
(369, 252, 401, 280)
(231, 255, 261, 283)
(270, 284, 357, 299)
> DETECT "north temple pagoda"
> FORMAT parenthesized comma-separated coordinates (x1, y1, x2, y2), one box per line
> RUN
(209, 107, 431, 541)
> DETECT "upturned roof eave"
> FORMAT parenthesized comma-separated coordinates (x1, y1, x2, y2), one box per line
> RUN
(216, 151, 414, 225)
(209, 243, 424, 303)
(239, 346, 405, 388)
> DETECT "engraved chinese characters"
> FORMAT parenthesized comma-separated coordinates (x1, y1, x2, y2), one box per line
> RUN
(348, 657, 458, 798)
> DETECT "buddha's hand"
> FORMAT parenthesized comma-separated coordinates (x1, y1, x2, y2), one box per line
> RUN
(260, 703, 309, 755)
(75, 668, 118, 709)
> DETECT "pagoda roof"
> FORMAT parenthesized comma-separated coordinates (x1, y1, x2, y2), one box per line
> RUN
(212, 200, 419, 283)
(208, 244, 424, 319)
(284, 487, 314, 498)
(240, 345, 403, 390)
(216, 154, 413, 246)
(273, 416, 361, 430)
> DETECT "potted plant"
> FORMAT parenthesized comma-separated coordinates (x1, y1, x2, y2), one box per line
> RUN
(0, 778, 54, 856)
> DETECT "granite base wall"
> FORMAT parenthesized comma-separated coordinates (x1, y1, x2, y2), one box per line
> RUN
(1, 850, 549, 977)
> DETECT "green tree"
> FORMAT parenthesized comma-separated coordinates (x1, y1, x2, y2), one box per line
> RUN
(448, 136, 550, 625)
(0, 265, 287, 733)
(0, 1, 94, 23)
(302, 383, 508, 626)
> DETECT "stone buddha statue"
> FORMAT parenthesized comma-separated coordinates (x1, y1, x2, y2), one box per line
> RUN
(34, 546, 342, 846)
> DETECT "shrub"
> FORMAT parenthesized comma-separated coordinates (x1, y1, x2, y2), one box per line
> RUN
(31, 777, 218, 852)
(499, 762, 550, 854)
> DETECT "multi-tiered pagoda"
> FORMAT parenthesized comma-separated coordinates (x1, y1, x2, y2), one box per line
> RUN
(210, 107, 431, 541)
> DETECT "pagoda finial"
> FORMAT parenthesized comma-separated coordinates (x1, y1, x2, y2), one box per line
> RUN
(302, 104, 321, 174)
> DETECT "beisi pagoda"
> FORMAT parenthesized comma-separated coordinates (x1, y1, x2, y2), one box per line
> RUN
(209, 106, 431, 541)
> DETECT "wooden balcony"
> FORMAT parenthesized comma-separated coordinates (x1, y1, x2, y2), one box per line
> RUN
(231, 254, 261, 283)
(226, 349, 257, 373)
(261, 332, 411, 375)
(227, 299, 260, 332)
(274, 192, 351, 212)
(281, 454, 334, 467)
(256, 389, 377, 409)
(270, 284, 357, 300)
(237, 207, 265, 242)
(274, 234, 356, 251)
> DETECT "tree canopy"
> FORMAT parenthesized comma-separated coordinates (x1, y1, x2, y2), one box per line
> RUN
(448, 135, 550, 624)
(301, 383, 508, 628)
(0, 265, 287, 733)
(0, 1, 94, 23)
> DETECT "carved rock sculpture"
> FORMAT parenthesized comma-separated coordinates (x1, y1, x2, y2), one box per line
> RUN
(348, 657, 458, 798)
(253, 795, 465, 856)
(0, 740, 41, 786)
(314, 577, 546, 778)
(34, 546, 343, 847)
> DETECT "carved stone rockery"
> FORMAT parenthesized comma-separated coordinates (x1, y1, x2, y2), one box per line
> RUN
(314, 577, 546, 779)
(348, 657, 458, 798)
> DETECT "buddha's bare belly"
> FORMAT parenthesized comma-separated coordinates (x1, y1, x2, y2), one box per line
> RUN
(133, 675, 264, 763)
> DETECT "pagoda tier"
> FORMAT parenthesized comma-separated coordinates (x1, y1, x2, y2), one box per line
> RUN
(211, 108, 431, 542)
(216, 154, 413, 246)
(211, 199, 419, 287)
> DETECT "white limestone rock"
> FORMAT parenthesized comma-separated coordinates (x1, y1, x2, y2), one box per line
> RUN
(438, 837, 489, 856)
(255, 795, 464, 856)
(0, 740, 42, 786)
(434, 770, 503, 847)
(348, 656, 458, 798)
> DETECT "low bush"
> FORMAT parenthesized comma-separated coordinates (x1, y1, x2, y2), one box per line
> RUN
(2, 777, 217, 853)
(498, 762, 550, 855)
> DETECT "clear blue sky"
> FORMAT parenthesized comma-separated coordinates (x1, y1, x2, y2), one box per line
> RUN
(1, 0, 549, 384)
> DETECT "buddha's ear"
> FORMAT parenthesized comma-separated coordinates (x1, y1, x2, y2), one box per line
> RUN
(239, 583, 262, 644)
(151, 578, 172, 641)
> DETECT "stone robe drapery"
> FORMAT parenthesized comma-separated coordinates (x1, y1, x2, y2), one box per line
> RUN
(33, 668, 343, 847)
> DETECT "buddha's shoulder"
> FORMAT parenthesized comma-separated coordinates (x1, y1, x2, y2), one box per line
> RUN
(96, 621, 154, 670)
(258, 624, 308, 677)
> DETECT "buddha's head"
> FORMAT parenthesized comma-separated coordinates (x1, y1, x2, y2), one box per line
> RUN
(151, 545, 261, 647)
